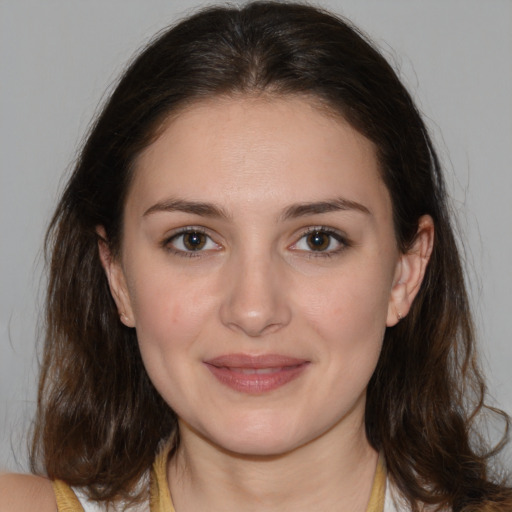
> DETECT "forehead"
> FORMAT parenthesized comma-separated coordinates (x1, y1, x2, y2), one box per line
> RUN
(127, 95, 390, 218)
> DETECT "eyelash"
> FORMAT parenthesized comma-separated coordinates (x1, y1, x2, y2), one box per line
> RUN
(291, 226, 350, 258)
(161, 226, 350, 258)
(162, 227, 218, 258)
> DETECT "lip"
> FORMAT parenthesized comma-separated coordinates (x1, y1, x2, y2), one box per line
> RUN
(204, 353, 310, 394)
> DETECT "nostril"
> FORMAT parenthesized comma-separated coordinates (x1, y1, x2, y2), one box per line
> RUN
(223, 315, 284, 338)
(219, 295, 292, 337)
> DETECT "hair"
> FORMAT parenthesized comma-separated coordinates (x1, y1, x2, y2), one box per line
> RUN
(31, 2, 511, 510)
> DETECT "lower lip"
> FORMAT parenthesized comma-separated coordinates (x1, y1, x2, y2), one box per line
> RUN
(204, 362, 309, 394)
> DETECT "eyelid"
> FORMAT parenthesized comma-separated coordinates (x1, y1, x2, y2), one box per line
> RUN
(161, 226, 221, 256)
(289, 226, 350, 256)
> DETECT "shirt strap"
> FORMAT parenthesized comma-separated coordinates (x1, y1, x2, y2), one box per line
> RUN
(150, 438, 176, 512)
(366, 453, 387, 512)
(52, 479, 85, 512)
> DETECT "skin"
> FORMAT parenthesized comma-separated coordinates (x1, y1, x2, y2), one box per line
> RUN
(0, 473, 56, 510)
(0, 95, 433, 511)
(101, 95, 434, 511)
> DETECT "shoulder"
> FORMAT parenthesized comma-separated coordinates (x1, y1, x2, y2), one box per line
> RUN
(0, 472, 56, 511)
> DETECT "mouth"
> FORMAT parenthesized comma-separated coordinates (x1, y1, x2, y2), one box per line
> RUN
(203, 354, 310, 394)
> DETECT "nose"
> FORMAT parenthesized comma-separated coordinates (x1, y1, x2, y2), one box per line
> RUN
(219, 251, 292, 337)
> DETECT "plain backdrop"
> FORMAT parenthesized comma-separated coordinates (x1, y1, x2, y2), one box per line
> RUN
(1, 0, 511, 471)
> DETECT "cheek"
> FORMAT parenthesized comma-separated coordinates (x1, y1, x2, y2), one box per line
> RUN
(301, 261, 393, 341)
(127, 271, 214, 354)
(126, 272, 218, 410)
(296, 258, 393, 396)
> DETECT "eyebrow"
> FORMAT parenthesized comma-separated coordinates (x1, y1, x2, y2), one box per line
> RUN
(143, 199, 230, 219)
(280, 197, 371, 220)
(142, 196, 371, 220)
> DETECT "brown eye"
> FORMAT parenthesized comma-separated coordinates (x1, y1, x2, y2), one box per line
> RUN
(166, 229, 220, 255)
(183, 232, 207, 251)
(291, 228, 347, 255)
(306, 231, 331, 251)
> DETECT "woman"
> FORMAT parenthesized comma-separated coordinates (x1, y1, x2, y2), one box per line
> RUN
(0, 2, 510, 511)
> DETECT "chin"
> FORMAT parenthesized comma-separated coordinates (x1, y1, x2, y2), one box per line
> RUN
(197, 415, 316, 458)
(216, 433, 302, 458)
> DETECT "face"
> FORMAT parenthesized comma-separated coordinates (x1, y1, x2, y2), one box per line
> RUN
(103, 95, 416, 457)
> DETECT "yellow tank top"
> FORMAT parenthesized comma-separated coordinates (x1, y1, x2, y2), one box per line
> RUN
(53, 444, 387, 512)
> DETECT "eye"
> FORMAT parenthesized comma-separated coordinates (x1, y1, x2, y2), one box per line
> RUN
(291, 228, 347, 254)
(165, 229, 219, 254)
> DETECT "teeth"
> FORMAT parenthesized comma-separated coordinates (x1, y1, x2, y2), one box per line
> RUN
(231, 367, 281, 375)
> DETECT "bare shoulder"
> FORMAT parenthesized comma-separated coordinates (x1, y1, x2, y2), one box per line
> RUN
(0, 472, 56, 511)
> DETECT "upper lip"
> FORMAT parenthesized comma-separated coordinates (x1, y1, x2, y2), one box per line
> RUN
(204, 353, 309, 369)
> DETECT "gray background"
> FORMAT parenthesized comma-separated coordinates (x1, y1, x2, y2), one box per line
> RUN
(1, 0, 511, 472)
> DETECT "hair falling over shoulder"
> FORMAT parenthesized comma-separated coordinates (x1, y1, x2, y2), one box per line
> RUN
(30, 2, 511, 510)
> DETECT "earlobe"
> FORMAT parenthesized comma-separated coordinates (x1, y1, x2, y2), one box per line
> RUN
(96, 226, 135, 328)
(387, 215, 434, 326)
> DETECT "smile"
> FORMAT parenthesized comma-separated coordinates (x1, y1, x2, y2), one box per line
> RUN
(204, 354, 310, 394)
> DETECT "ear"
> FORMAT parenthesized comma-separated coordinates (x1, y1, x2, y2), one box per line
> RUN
(387, 215, 434, 326)
(96, 226, 135, 327)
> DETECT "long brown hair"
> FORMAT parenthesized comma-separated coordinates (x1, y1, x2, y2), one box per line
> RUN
(31, 2, 511, 510)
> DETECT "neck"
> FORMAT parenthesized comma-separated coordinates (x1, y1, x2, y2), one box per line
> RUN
(167, 415, 379, 512)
